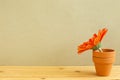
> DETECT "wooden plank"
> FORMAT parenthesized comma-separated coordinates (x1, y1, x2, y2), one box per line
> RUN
(0, 66, 119, 80)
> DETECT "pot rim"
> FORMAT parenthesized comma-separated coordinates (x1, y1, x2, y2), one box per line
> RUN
(93, 48, 115, 58)
(93, 48, 115, 53)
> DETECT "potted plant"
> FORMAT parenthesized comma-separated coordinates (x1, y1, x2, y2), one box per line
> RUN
(77, 28, 115, 76)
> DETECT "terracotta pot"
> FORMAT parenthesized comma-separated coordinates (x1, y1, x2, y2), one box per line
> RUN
(93, 49, 115, 76)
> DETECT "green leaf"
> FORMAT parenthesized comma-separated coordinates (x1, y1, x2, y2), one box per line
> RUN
(92, 43, 101, 51)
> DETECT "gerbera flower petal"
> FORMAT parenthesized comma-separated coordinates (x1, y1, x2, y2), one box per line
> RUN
(100, 28, 108, 41)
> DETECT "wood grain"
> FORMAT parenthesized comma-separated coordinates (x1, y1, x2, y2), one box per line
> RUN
(0, 66, 119, 80)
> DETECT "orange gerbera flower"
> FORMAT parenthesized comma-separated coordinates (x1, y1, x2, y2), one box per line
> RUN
(78, 28, 108, 54)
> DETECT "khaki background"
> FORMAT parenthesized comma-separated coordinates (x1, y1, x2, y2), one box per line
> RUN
(0, 0, 120, 65)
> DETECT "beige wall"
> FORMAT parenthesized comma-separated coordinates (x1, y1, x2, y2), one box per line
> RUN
(0, 0, 120, 65)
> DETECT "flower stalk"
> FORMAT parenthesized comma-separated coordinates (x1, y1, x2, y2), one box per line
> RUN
(98, 48, 103, 52)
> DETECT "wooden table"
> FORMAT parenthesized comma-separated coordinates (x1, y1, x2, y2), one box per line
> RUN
(0, 66, 119, 80)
